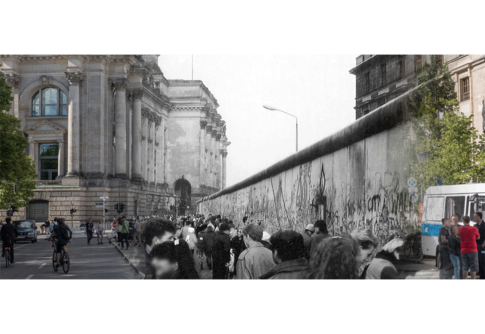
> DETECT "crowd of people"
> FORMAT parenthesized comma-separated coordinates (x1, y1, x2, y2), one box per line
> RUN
(438, 213, 484, 279)
(140, 213, 409, 279)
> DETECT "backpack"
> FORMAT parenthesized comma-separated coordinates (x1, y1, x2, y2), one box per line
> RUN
(128, 225, 135, 235)
(60, 224, 72, 240)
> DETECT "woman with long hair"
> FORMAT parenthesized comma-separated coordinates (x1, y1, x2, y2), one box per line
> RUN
(149, 239, 199, 279)
(307, 236, 360, 279)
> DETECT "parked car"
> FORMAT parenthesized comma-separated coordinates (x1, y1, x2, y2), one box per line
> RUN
(13, 220, 38, 243)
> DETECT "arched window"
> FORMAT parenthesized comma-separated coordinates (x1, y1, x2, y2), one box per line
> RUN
(31, 87, 68, 117)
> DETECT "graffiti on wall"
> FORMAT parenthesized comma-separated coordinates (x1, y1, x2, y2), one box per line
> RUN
(200, 152, 416, 240)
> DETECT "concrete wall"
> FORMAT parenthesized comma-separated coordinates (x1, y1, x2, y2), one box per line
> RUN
(198, 101, 417, 244)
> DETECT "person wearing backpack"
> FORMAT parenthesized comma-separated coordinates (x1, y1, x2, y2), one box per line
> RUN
(48, 218, 71, 270)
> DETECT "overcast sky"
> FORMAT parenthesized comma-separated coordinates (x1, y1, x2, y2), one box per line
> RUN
(158, 55, 357, 187)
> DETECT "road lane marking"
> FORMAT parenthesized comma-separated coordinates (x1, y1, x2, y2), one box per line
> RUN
(26, 275, 34, 279)
(15, 244, 30, 250)
(39, 263, 46, 269)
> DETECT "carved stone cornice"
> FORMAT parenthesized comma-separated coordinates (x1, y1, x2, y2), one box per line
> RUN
(154, 115, 162, 126)
(65, 72, 84, 86)
(211, 129, 217, 138)
(216, 132, 222, 141)
(5, 73, 21, 89)
(40, 75, 53, 85)
(141, 106, 150, 119)
(221, 150, 228, 158)
(205, 125, 213, 133)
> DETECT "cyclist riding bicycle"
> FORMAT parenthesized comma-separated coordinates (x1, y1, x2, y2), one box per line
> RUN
(48, 217, 71, 269)
(1, 217, 18, 263)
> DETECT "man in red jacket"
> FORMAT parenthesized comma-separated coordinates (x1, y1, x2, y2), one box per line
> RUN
(459, 215, 480, 279)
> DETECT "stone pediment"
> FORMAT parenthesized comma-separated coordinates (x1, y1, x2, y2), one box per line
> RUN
(25, 120, 66, 135)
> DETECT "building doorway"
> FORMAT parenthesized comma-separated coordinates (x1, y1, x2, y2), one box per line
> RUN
(174, 178, 191, 216)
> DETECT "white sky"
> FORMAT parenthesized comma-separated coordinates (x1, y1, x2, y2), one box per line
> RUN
(158, 55, 357, 187)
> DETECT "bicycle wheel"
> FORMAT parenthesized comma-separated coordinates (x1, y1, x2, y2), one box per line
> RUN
(62, 252, 70, 273)
(404, 241, 412, 258)
(52, 251, 58, 271)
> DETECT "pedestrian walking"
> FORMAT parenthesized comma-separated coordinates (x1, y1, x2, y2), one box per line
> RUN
(121, 216, 130, 250)
(236, 224, 275, 279)
(96, 219, 104, 244)
(109, 218, 117, 244)
(116, 217, 123, 246)
(212, 222, 231, 279)
(134, 218, 142, 247)
(309, 220, 330, 259)
(439, 218, 453, 279)
(128, 221, 135, 247)
(460, 215, 480, 279)
(202, 225, 215, 269)
(259, 230, 308, 279)
(149, 239, 199, 279)
(448, 224, 461, 279)
(43, 219, 51, 235)
(143, 218, 176, 279)
(307, 236, 360, 279)
(300, 224, 315, 260)
(85, 218, 94, 245)
(351, 228, 379, 278)
(473, 212, 485, 279)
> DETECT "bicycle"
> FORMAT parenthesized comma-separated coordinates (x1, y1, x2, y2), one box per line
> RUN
(3, 236, 13, 268)
(49, 239, 70, 273)
(404, 234, 423, 259)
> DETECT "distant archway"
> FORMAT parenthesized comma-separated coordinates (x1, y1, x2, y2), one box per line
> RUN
(28, 200, 49, 221)
(174, 178, 191, 215)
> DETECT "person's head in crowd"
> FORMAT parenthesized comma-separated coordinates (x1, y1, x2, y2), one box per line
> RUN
(118, 217, 123, 225)
(270, 230, 305, 264)
(243, 216, 248, 224)
(305, 224, 315, 235)
(451, 214, 459, 226)
(5, 217, 11, 224)
(228, 222, 237, 238)
(307, 236, 360, 279)
(463, 215, 470, 225)
(88, 218, 92, 223)
(473, 212, 482, 223)
(442, 218, 451, 228)
(242, 223, 263, 248)
(351, 228, 379, 268)
(314, 220, 328, 234)
(58, 218, 65, 226)
(206, 225, 214, 233)
(143, 218, 176, 247)
(219, 222, 231, 235)
(237, 227, 243, 237)
(186, 220, 194, 228)
(451, 224, 460, 237)
(150, 239, 199, 279)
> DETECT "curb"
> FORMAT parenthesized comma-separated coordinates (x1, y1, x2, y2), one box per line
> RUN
(110, 241, 145, 279)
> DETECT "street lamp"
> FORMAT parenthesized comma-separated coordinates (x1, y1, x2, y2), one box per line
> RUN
(263, 105, 299, 152)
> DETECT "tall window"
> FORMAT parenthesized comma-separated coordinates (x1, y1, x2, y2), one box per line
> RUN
(380, 63, 387, 87)
(398, 58, 405, 80)
(415, 55, 422, 70)
(461, 77, 470, 101)
(364, 72, 370, 92)
(39, 143, 59, 180)
(32, 88, 68, 117)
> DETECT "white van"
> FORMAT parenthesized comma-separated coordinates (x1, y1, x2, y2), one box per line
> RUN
(421, 183, 485, 258)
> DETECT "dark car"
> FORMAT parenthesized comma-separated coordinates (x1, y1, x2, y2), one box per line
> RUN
(13, 220, 38, 243)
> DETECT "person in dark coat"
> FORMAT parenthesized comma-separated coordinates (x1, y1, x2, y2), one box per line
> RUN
(200, 225, 215, 269)
(439, 218, 453, 279)
(1, 217, 18, 262)
(230, 227, 246, 270)
(309, 220, 330, 258)
(150, 239, 199, 279)
(212, 222, 231, 279)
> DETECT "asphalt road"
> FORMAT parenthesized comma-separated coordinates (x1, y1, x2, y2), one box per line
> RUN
(0, 236, 141, 279)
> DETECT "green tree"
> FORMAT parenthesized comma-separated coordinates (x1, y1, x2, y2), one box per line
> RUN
(407, 55, 485, 191)
(0, 71, 37, 210)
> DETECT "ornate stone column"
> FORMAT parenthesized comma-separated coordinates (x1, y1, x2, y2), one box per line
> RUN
(205, 124, 212, 186)
(155, 116, 162, 185)
(64, 71, 83, 178)
(211, 128, 217, 188)
(114, 78, 127, 179)
(57, 138, 65, 179)
(199, 120, 207, 186)
(148, 114, 155, 184)
(141, 107, 149, 181)
(132, 89, 143, 182)
(221, 149, 227, 189)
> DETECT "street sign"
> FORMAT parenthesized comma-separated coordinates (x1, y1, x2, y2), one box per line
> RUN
(410, 193, 418, 203)
(95, 202, 103, 208)
(408, 187, 418, 193)
(407, 177, 417, 187)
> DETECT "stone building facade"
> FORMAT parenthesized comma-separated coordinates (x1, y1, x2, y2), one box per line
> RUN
(350, 54, 485, 135)
(0, 55, 229, 225)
